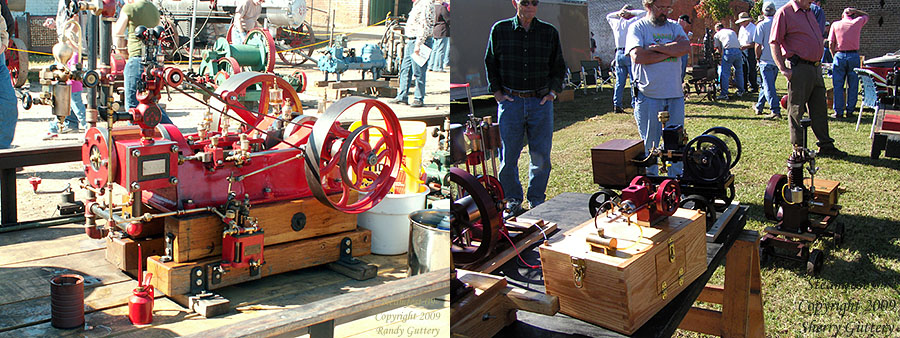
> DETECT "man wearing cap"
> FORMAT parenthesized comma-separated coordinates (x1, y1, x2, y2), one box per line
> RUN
(713, 23, 743, 100)
(770, 0, 846, 157)
(828, 7, 869, 119)
(485, 0, 566, 215)
(736, 12, 758, 93)
(754, 2, 780, 118)
(607, 4, 646, 114)
(678, 14, 693, 81)
(626, 0, 689, 176)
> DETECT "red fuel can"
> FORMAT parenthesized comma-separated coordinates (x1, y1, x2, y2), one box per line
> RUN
(128, 273, 154, 325)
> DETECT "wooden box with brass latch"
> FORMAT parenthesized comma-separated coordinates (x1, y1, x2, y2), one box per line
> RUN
(538, 208, 706, 334)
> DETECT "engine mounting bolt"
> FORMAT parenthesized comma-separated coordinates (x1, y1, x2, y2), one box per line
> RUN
(132, 149, 141, 157)
(171, 145, 179, 153)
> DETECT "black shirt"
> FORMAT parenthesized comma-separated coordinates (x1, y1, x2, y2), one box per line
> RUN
(485, 16, 566, 94)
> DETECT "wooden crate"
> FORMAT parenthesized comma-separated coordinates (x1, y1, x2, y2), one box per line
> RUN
(539, 208, 706, 334)
(166, 195, 357, 263)
(803, 178, 841, 215)
(591, 139, 645, 188)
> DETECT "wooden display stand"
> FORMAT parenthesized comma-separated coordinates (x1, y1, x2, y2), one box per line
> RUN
(539, 208, 706, 334)
(451, 270, 559, 338)
(679, 230, 765, 337)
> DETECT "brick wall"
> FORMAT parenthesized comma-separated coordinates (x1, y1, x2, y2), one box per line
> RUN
(822, 0, 900, 59)
(308, 0, 369, 29)
(23, 0, 57, 16)
(589, 0, 751, 68)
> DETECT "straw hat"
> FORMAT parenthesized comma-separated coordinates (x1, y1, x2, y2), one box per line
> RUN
(735, 12, 752, 24)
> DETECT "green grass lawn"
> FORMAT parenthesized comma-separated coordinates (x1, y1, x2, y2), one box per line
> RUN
(453, 75, 900, 337)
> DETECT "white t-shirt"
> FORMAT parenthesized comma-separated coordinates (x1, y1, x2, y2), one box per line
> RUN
(714, 29, 741, 50)
(625, 18, 688, 99)
(607, 10, 647, 49)
(738, 22, 756, 46)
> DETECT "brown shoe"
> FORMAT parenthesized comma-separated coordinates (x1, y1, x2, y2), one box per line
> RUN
(614, 106, 625, 114)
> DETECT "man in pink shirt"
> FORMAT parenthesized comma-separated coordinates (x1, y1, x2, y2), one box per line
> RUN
(770, 0, 846, 157)
(828, 7, 869, 119)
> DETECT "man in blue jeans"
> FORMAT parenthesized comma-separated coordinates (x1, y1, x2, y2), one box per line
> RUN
(607, 4, 646, 114)
(114, 0, 173, 124)
(485, 0, 566, 216)
(753, 2, 781, 119)
(391, 0, 434, 108)
(713, 23, 744, 100)
(828, 7, 868, 119)
(0, 17, 16, 149)
(626, 0, 689, 176)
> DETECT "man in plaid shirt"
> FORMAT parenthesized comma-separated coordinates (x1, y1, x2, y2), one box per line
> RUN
(485, 0, 565, 215)
(391, 0, 434, 107)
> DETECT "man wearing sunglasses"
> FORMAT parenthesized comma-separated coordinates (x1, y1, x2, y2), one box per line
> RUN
(625, 0, 690, 176)
(485, 0, 566, 216)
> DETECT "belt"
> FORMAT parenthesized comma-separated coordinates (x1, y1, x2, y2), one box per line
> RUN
(789, 56, 821, 67)
(616, 47, 625, 51)
(503, 87, 549, 98)
(836, 50, 858, 53)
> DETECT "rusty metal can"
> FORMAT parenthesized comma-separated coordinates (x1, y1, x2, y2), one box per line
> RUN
(50, 274, 85, 329)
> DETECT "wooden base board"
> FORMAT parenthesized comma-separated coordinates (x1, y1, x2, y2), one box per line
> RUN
(764, 226, 817, 242)
(166, 195, 357, 263)
(105, 236, 165, 277)
(706, 201, 740, 242)
(147, 228, 372, 307)
(465, 219, 556, 273)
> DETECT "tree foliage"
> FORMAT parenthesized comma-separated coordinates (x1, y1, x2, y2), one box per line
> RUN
(695, 0, 734, 21)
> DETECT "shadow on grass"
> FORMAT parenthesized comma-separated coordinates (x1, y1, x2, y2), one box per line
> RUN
(685, 113, 775, 121)
(840, 153, 900, 170)
(745, 201, 900, 288)
(689, 99, 751, 109)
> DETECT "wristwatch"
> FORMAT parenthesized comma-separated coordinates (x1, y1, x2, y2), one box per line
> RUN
(550, 91, 558, 100)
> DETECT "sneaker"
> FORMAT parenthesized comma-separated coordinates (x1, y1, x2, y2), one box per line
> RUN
(716, 95, 729, 101)
(614, 106, 626, 114)
(410, 100, 424, 107)
(389, 98, 408, 105)
(504, 200, 527, 218)
(817, 145, 848, 158)
(766, 113, 782, 120)
(754, 108, 764, 115)
(829, 113, 844, 119)
(42, 132, 58, 140)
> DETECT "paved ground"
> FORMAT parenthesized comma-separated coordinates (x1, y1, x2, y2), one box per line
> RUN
(6, 24, 448, 222)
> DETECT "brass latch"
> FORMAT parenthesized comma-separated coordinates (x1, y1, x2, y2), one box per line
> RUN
(571, 257, 586, 288)
(668, 238, 676, 263)
(661, 281, 668, 300)
(679, 267, 685, 286)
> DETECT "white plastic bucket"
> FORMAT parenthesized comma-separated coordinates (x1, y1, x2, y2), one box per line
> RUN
(358, 185, 429, 255)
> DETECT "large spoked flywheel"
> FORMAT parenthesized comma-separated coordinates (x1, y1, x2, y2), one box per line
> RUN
(212, 72, 303, 134)
(244, 27, 278, 73)
(450, 168, 501, 266)
(304, 97, 403, 214)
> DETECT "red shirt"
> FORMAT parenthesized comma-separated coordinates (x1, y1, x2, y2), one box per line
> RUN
(770, 0, 824, 62)
(828, 14, 868, 52)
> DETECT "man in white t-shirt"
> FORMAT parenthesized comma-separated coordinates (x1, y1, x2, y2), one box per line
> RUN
(607, 4, 646, 114)
(736, 12, 758, 93)
(754, 2, 780, 118)
(713, 23, 744, 100)
(626, 0, 689, 176)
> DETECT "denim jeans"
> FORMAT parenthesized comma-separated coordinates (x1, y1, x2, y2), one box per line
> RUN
(0, 53, 18, 149)
(756, 63, 780, 115)
(633, 92, 684, 176)
(230, 26, 247, 44)
(742, 48, 758, 91)
(48, 90, 87, 133)
(442, 37, 450, 69)
(832, 51, 860, 116)
(613, 49, 632, 108)
(497, 96, 553, 207)
(681, 54, 688, 82)
(719, 48, 744, 97)
(428, 37, 448, 71)
(395, 38, 433, 103)
(125, 56, 173, 124)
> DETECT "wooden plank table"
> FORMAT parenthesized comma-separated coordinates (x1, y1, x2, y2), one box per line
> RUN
(0, 222, 449, 337)
(493, 192, 749, 337)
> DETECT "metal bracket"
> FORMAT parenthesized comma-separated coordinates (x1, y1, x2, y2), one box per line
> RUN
(190, 266, 207, 294)
(161, 232, 175, 262)
(571, 256, 586, 289)
(249, 261, 260, 277)
(339, 237, 359, 264)
(668, 238, 676, 263)
(209, 263, 224, 286)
